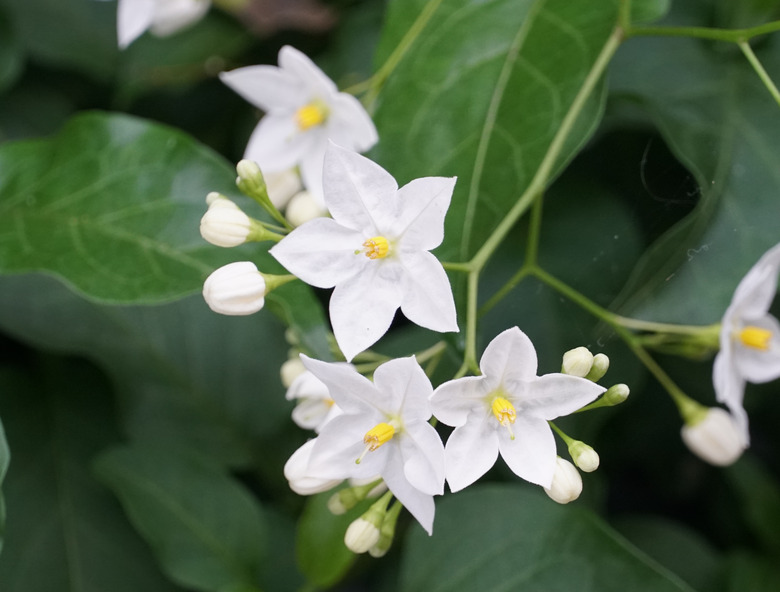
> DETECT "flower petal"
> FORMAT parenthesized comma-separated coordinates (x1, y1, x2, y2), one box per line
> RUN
(219, 65, 303, 111)
(381, 445, 437, 535)
(284, 439, 343, 495)
(278, 45, 338, 98)
(390, 176, 456, 250)
(300, 355, 380, 416)
(399, 251, 458, 333)
(734, 314, 780, 383)
(480, 326, 538, 386)
(730, 242, 780, 319)
(270, 218, 367, 288)
(443, 411, 499, 492)
(308, 414, 385, 480)
(322, 143, 398, 233)
(330, 261, 404, 361)
(498, 415, 557, 488)
(148, 0, 210, 37)
(399, 422, 445, 495)
(371, 357, 433, 421)
(511, 374, 605, 419)
(430, 375, 488, 427)
(117, 0, 155, 48)
(327, 93, 379, 153)
(243, 115, 315, 172)
(299, 135, 329, 204)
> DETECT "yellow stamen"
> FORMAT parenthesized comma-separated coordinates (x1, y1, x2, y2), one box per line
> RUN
(491, 396, 517, 440)
(295, 102, 327, 130)
(356, 422, 395, 464)
(739, 326, 772, 351)
(361, 236, 390, 260)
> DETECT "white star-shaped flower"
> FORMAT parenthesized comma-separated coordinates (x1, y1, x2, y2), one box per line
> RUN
(117, 0, 210, 49)
(714, 242, 780, 445)
(293, 355, 445, 535)
(219, 45, 378, 201)
(270, 143, 458, 361)
(430, 327, 605, 492)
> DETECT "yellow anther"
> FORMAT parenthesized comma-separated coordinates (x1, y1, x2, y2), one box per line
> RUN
(362, 236, 390, 260)
(295, 102, 327, 130)
(356, 422, 395, 464)
(739, 326, 772, 351)
(491, 396, 517, 440)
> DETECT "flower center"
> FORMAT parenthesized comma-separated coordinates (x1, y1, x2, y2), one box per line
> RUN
(360, 236, 390, 260)
(491, 396, 517, 440)
(295, 101, 328, 131)
(739, 325, 772, 351)
(356, 422, 395, 464)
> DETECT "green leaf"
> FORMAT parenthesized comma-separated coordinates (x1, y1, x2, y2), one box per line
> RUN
(0, 358, 180, 592)
(0, 7, 22, 93)
(401, 484, 694, 592)
(0, 273, 291, 468)
(0, 413, 8, 556)
(725, 457, 780, 557)
(373, 0, 619, 263)
(296, 491, 374, 588)
(94, 444, 266, 592)
(631, 0, 671, 24)
(610, 4, 780, 324)
(722, 551, 780, 592)
(0, 111, 247, 303)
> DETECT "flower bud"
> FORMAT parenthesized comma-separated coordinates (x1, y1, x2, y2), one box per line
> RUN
(266, 169, 303, 209)
(202, 261, 266, 316)
(236, 159, 267, 199)
(280, 357, 306, 389)
(585, 353, 609, 382)
(568, 440, 599, 472)
(286, 190, 328, 226)
(284, 440, 342, 495)
(681, 407, 745, 466)
(200, 194, 253, 247)
(369, 502, 402, 558)
(544, 457, 582, 504)
(344, 517, 382, 554)
(602, 383, 629, 406)
(562, 347, 594, 378)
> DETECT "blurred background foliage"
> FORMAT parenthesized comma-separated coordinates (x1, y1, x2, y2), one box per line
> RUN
(0, 0, 779, 590)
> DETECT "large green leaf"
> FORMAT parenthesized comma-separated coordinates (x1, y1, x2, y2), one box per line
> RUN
(0, 7, 22, 93)
(609, 4, 780, 324)
(0, 359, 180, 592)
(401, 484, 694, 592)
(373, 0, 619, 263)
(94, 444, 266, 592)
(0, 273, 291, 468)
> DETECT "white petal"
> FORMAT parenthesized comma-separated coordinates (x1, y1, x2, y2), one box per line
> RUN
(284, 439, 343, 495)
(149, 0, 210, 36)
(117, 0, 155, 48)
(219, 65, 303, 111)
(480, 327, 538, 385)
(278, 45, 338, 97)
(322, 143, 398, 233)
(430, 375, 488, 427)
(299, 137, 328, 204)
(300, 355, 380, 416)
(371, 357, 433, 420)
(243, 115, 315, 172)
(307, 414, 383, 480)
(330, 262, 404, 361)
(512, 374, 605, 419)
(734, 314, 780, 383)
(498, 415, 557, 488)
(390, 176, 456, 250)
(327, 93, 379, 152)
(381, 445, 437, 535)
(399, 422, 445, 495)
(444, 412, 499, 492)
(730, 242, 780, 318)
(269, 218, 367, 288)
(399, 251, 458, 333)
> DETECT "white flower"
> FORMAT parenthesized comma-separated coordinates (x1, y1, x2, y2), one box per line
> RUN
(543, 457, 582, 504)
(286, 368, 343, 432)
(117, 0, 210, 48)
(202, 261, 266, 315)
(200, 193, 252, 247)
(294, 355, 445, 535)
(430, 327, 605, 492)
(714, 242, 780, 444)
(285, 190, 328, 226)
(284, 439, 342, 495)
(270, 143, 458, 361)
(681, 407, 745, 466)
(219, 45, 378, 201)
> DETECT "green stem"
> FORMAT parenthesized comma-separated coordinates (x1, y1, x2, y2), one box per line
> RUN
(609, 314, 720, 336)
(626, 20, 780, 42)
(442, 261, 473, 272)
(739, 40, 780, 108)
(549, 421, 575, 447)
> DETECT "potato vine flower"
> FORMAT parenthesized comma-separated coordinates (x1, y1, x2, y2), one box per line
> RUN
(713, 242, 780, 444)
(430, 327, 605, 492)
(270, 144, 458, 361)
(286, 368, 344, 432)
(290, 355, 445, 534)
(117, 0, 210, 48)
(219, 45, 378, 201)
